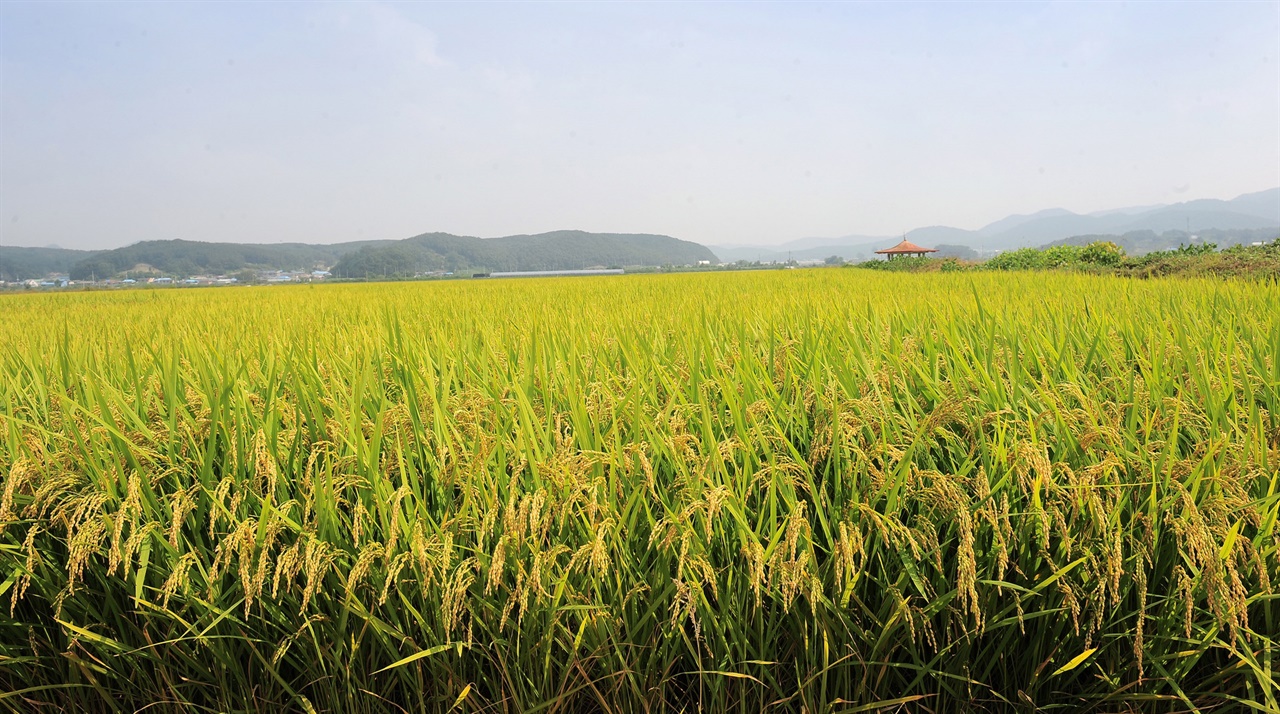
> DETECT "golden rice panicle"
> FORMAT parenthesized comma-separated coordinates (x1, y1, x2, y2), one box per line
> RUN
(0, 458, 33, 535)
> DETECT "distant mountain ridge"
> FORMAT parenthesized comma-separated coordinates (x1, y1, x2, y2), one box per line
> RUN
(711, 187, 1280, 262)
(976, 208, 1076, 237)
(5, 188, 1276, 279)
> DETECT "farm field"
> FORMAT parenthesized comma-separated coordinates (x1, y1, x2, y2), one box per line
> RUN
(0, 270, 1277, 712)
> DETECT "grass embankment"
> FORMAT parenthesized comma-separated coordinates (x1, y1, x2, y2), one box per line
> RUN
(858, 238, 1280, 280)
(1, 271, 1277, 711)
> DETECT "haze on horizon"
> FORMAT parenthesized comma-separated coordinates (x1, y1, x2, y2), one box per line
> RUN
(2, 1, 1277, 252)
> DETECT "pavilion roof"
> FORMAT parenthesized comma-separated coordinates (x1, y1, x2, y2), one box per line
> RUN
(874, 239, 938, 255)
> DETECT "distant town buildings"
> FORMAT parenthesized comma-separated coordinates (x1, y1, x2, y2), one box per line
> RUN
(1, 268, 337, 291)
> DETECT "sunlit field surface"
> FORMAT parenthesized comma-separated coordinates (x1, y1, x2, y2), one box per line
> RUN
(1, 271, 1277, 712)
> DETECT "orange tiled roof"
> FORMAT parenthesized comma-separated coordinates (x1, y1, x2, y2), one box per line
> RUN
(874, 239, 938, 255)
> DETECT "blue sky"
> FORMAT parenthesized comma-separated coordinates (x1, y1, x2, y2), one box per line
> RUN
(2, 1, 1277, 249)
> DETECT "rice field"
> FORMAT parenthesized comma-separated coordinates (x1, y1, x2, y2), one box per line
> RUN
(0, 270, 1276, 712)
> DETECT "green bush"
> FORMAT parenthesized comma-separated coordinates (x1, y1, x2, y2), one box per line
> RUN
(1080, 241, 1125, 266)
(985, 248, 1046, 271)
(856, 257, 932, 272)
(1041, 245, 1084, 267)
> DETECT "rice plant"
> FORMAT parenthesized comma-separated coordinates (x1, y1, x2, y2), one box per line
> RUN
(0, 270, 1276, 711)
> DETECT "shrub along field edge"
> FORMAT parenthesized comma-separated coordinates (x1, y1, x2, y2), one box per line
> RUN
(855, 237, 1280, 280)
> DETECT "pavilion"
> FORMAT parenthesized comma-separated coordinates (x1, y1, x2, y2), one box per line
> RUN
(874, 237, 938, 260)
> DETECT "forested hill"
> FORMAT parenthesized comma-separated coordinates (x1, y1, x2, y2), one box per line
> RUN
(20, 231, 715, 280)
(0, 246, 101, 281)
(65, 239, 393, 280)
(330, 231, 717, 277)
